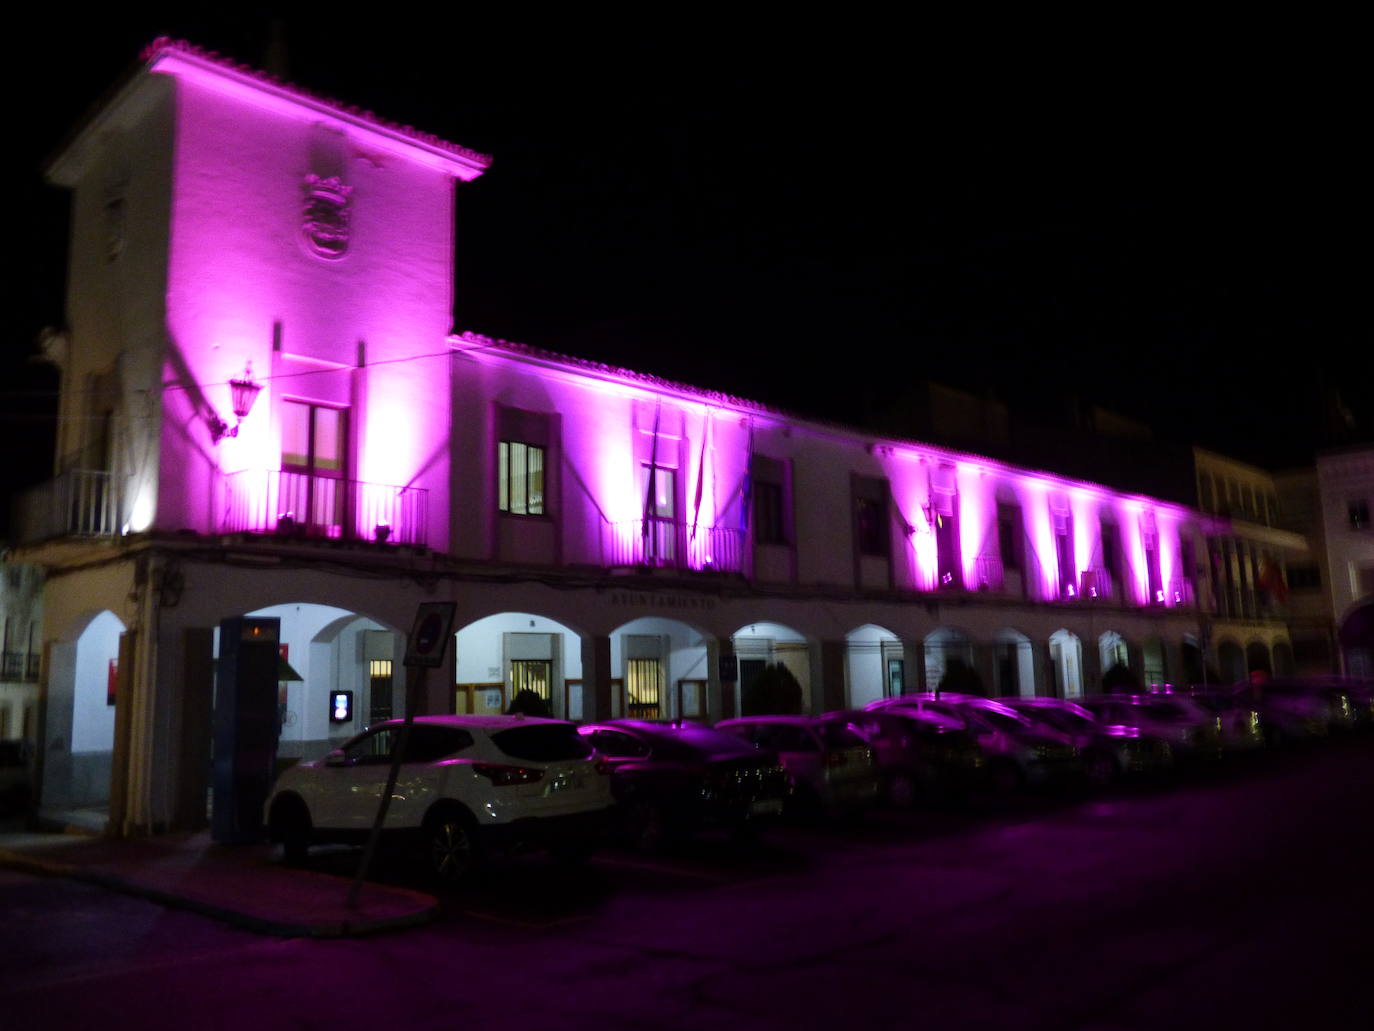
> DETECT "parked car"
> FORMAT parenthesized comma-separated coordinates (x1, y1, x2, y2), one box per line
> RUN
(826, 707, 985, 806)
(265, 715, 614, 881)
(1230, 678, 1361, 742)
(1078, 694, 1223, 761)
(715, 715, 881, 818)
(1000, 696, 1176, 783)
(875, 694, 1084, 793)
(577, 720, 790, 847)
(0, 740, 33, 816)
(1180, 690, 1267, 753)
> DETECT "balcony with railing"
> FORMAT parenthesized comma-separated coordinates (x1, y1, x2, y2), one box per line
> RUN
(1078, 567, 1115, 601)
(1168, 578, 1198, 609)
(2, 651, 40, 683)
(972, 555, 1005, 592)
(606, 518, 744, 574)
(11, 469, 120, 544)
(221, 469, 428, 546)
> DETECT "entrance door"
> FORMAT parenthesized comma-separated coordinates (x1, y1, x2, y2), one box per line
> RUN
(625, 659, 664, 719)
(739, 659, 767, 715)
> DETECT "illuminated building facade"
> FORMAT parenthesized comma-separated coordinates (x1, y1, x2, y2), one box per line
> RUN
(13, 40, 1252, 834)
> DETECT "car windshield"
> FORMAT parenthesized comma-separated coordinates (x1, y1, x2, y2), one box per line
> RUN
(818, 721, 867, 749)
(492, 724, 592, 762)
(965, 705, 1032, 731)
(1019, 707, 1095, 733)
(1134, 702, 1194, 724)
(636, 726, 760, 759)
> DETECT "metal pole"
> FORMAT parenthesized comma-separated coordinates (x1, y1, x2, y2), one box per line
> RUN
(348, 664, 424, 910)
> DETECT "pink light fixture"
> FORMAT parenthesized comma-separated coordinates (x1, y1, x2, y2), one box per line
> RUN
(211, 362, 263, 442)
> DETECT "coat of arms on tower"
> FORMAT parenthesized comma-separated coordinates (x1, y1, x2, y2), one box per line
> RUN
(301, 174, 353, 258)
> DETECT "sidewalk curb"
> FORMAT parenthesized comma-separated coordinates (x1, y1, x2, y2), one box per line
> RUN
(0, 846, 440, 939)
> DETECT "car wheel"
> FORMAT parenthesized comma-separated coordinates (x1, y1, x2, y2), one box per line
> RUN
(1084, 751, 1119, 790)
(988, 760, 1025, 797)
(268, 796, 312, 866)
(886, 771, 919, 809)
(425, 809, 481, 884)
(623, 798, 671, 851)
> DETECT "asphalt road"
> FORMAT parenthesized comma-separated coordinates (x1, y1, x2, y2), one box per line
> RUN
(4, 739, 1373, 1030)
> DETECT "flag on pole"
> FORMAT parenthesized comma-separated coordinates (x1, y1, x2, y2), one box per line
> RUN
(739, 419, 753, 533)
(643, 402, 661, 560)
(691, 408, 711, 543)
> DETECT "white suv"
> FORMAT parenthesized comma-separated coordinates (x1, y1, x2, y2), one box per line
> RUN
(265, 715, 613, 881)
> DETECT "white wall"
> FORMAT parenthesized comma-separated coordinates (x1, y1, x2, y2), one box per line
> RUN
(72, 611, 123, 752)
(846, 625, 897, 709)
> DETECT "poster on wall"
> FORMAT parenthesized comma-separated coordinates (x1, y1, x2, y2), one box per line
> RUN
(106, 658, 117, 706)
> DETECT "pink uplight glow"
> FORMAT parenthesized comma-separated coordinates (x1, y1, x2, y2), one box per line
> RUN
(124, 39, 1206, 607)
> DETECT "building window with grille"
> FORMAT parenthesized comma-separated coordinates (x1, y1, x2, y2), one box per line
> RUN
(510, 659, 552, 704)
(499, 441, 545, 515)
(369, 660, 393, 723)
(625, 658, 663, 719)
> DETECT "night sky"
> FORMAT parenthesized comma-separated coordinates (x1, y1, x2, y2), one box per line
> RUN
(8, 12, 1370, 510)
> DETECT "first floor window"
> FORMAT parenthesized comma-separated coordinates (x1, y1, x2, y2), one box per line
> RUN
(499, 441, 545, 515)
(754, 480, 786, 545)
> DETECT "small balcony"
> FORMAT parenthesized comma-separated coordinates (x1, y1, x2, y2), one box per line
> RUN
(12, 469, 120, 544)
(2, 654, 40, 687)
(221, 469, 428, 546)
(2, 651, 40, 683)
(1079, 568, 1115, 601)
(606, 518, 744, 574)
(972, 555, 1005, 592)
(1168, 578, 1197, 609)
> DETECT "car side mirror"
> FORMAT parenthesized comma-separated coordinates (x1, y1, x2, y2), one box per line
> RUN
(325, 749, 349, 767)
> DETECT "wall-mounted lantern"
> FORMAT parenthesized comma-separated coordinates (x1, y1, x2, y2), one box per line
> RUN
(210, 362, 263, 443)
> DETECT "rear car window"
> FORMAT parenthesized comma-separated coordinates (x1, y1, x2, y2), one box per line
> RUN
(819, 722, 867, 749)
(1137, 702, 1192, 723)
(493, 724, 592, 762)
(402, 726, 474, 762)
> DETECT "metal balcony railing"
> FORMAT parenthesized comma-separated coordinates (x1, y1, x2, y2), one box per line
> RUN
(11, 469, 120, 544)
(1168, 578, 1197, 608)
(221, 469, 428, 546)
(972, 555, 1004, 591)
(1, 651, 39, 682)
(1079, 567, 1114, 600)
(606, 518, 744, 574)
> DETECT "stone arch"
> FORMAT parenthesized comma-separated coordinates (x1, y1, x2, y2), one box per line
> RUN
(610, 616, 717, 721)
(455, 611, 587, 721)
(1245, 640, 1273, 677)
(992, 628, 1036, 697)
(42, 609, 127, 813)
(1049, 629, 1085, 698)
(240, 603, 401, 760)
(1217, 639, 1246, 683)
(731, 621, 813, 716)
(845, 623, 905, 708)
(1272, 639, 1295, 677)
(924, 627, 976, 694)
